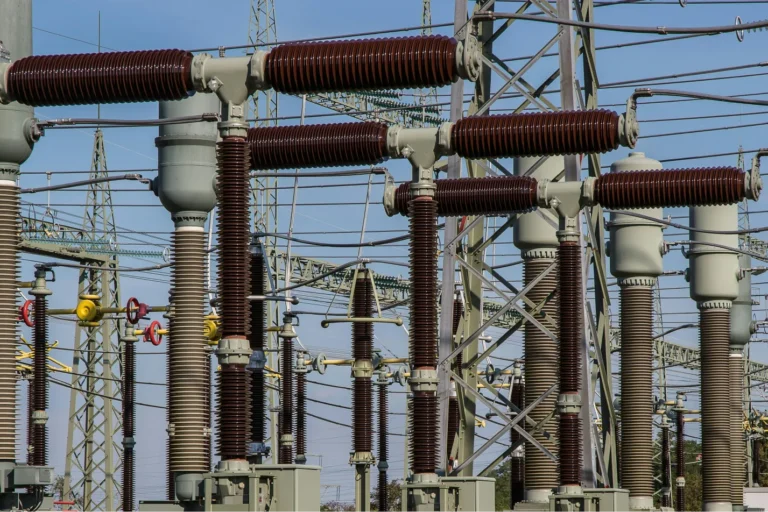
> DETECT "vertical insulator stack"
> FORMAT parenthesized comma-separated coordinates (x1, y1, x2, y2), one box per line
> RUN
(754, 438, 762, 487)
(510, 380, 525, 509)
(661, 426, 671, 509)
(216, 365, 249, 460)
(123, 340, 136, 512)
(250, 250, 266, 457)
(619, 284, 654, 500)
(523, 257, 559, 494)
(295, 372, 306, 463)
(700, 308, 731, 506)
(378, 382, 389, 512)
(0, 186, 20, 462)
(408, 197, 438, 475)
(352, 273, 373, 455)
(730, 352, 745, 508)
(447, 398, 460, 462)
(558, 241, 582, 486)
(279, 337, 294, 465)
(26, 380, 33, 466)
(32, 294, 47, 467)
(676, 410, 685, 512)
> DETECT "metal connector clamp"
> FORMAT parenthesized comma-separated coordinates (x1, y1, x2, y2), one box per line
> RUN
(352, 359, 374, 379)
(32, 410, 48, 425)
(456, 34, 481, 82)
(382, 171, 398, 217)
(248, 51, 269, 90)
(216, 336, 251, 365)
(556, 393, 582, 415)
(0, 62, 10, 104)
(747, 149, 767, 200)
(409, 368, 438, 392)
(619, 96, 641, 149)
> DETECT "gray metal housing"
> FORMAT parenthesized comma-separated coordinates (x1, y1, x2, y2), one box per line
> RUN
(688, 205, 740, 304)
(731, 253, 754, 348)
(513, 156, 563, 257)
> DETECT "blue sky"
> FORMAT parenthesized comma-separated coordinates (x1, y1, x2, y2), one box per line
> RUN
(15, 0, 768, 506)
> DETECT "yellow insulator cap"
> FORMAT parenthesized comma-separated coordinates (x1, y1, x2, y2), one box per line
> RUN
(76, 299, 98, 322)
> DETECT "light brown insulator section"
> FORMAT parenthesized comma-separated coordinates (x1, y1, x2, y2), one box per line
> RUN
(523, 257, 559, 493)
(619, 284, 654, 499)
(248, 123, 389, 170)
(451, 110, 620, 159)
(6, 50, 194, 106)
(391, 176, 539, 217)
(593, 167, 745, 209)
(510, 380, 525, 509)
(0, 185, 19, 461)
(730, 352, 745, 507)
(169, 230, 209, 472)
(676, 411, 685, 512)
(700, 308, 731, 506)
(266, 35, 458, 94)
(166, 307, 174, 500)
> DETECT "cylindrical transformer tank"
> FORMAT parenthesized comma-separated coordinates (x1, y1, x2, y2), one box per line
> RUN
(688, 204, 740, 303)
(0, 0, 35, 176)
(731, 253, 753, 347)
(513, 156, 563, 256)
(155, 93, 220, 227)
(608, 152, 665, 279)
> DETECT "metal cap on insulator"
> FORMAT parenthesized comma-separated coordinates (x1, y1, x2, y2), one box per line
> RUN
(28, 266, 52, 297)
(688, 204, 740, 304)
(513, 156, 563, 258)
(730, 253, 755, 348)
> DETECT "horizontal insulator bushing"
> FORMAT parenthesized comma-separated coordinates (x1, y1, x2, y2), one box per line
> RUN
(248, 122, 389, 170)
(451, 110, 620, 158)
(6, 50, 194, 106)
(266, 36, 458, 94)
(594, 167, 745, 209)
(392, 176, 539, 217)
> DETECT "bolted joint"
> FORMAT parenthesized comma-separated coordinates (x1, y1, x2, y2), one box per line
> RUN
(167, 422, 176, 437)
(411, 472, 439, 484)
(216, 336, 251, 365)
(378, 460, 389, 471)
(676, 477, 686, 488)
(456, 34, 482, 82)
(410, 168, 436, 197)
(352, 359, 374, 379)
(32, 410, 48, 425)
(409, 368, 438, 392)
(122, 436, 136, 450)
(122, 326, 139, 343)
(537, 180, 584, 219)
(218, 103, 249, 138)
(247, 51, 269, 91)
(746, 160, 763, 201)
(278, 313, 299, 339)
(349, 451, 375, 465)
(382, 172, 399, 217)
(0, 62, 10, 104)
(247, 349, 266, 371)
(557, 216, 581, 244)
(619, 98, 640, 149)
(438, 122, 453, 154)
(556, 393, 582, 415)
(280, 433, 294, 447)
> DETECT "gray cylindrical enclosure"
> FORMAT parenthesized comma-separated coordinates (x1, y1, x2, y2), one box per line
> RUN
(513, 156, 562, 257)
(688, 205, 739, 304)
(155, 93, 220, 227)
(731, 254, 753, 348)
(0, 0, 35, 175)
(609, 152, 664, 279)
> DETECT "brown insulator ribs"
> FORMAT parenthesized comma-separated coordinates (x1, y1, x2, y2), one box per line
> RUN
(26, 380, 33, 466)
(730, 353, 744, 507)
(32, 294, 47, 467)
(378, 383, 389, 512)
(217, 137, 251, 338)
(510, 380, 525, 509)
(378, 470, 389, 511)
(123, 340, 136, 512)
(352, 273, 374, 455)
(248, 123, 388, 170)
(676, 410, 685, 512)
(266, 35, 458, 94)
(594, 167, 745, 209)
(447, 397, 460, 459)
(392, 176, 539, 217)
(216, 364, 249, 460)
(353, 379, 372, 453)
(250, 249, 266, 449)
(700, 308, 731, 506)
(6, 50, 193, 106)
(0, 186, 19, 462)
(353, 275, 374, 362)
(558, 241, 582, 486)
(411, 392, 438, 474)
(452, 298, 463, 337)
(452, 110, 620, 159)
(296, 373, 306, 461)
(279, 338, 294, 464)
(661, 426, 671, 509)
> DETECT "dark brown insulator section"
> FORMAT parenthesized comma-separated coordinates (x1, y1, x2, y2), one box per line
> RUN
(619, 285, 654, 499)
(510, 380, 525, 509)
(353, 275, 374, 362)
(166, 310, 174, 501)
(754, 438, 762, 488)
(32, 294, 47, 468)
(266, 35, 458, 94)
(123, 340, 136, 512)
(217, 137, 251, 339)
(6, 50, 193, 106)
(296, 373, 306, 462)
(248, 123, 388, 171)
(447, 397, 460, 460)
(216, 364, 249, 460)
(661, 426, 671, 509)
(452, 110, 620, 159)
(353, 378, 372, 454)
(411, 392, 438, 474)
(701, 308, 731, 506)
(378, 383, 389, 512)
(558, 241, 582, 486)
(279, 337, 294, 465)
(523, 258, 559, 493)
(730, 353, 744, 507)
(392, 176, 539, 217)
(594, 167, 745, 209)
(205, 351, 212, 470)
(676, 410, 685, 512)
(409, 198, 438, 369)
(452, 298, 463, 337)
(26, 380, 33, 466)
(250, 250, 266, 452)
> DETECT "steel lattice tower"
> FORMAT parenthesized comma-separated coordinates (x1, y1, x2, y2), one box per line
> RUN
(62, 128, 124, 511)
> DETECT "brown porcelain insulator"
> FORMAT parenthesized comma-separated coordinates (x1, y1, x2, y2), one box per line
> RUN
(392, 176, 539, 217)
(217, 137, 251, 338)
(510, 379, 525, 509)
(594, 167, 745, 209)
(248, 123, 388, 170)
(296, 372, 306, 461)
(730, 354, 744, 507)
(123, 448, 134, 512)
(408, 197, 438, 368)
(265, 35, 458, 94)
(217, 364, 249, 460)
(352, 274, 374, 362)
(447, 397, 460, 460)
(452, 110, 620, 159)
(558, 414, 582, 486)
(32, 294, 47, 467)
(410, 392, 438, 474)
(123, 340, 135, 512)
(754, 438, 762, 489)
(661, 426, 671, 509)
(452, 298, 463, 336)
(676, 411, 685, 512)
(6, 50, 193, 106)
(26, 380, 33, 466)
(378, 382, 389, 511)
(250, 250, 266, 448)
(378, 470, 389, 511)
(353, 378, 373, 454)
(166, 307, 174, 501)
(279, 338, 294, 465)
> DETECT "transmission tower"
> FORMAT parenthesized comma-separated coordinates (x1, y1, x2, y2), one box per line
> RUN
(62, 128, 124, 511)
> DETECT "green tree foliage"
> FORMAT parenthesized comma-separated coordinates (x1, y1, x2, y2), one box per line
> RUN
(652, 430, 703, 511)
(369, 479, 403, 511)
(487, 459, 512, 511)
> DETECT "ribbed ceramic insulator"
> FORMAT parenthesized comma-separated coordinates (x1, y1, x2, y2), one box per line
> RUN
(619, 285, 654, 499)
(248, 123, 388, 170)
(559, 414, 582, 486)
(166, 308, 174, 501)
(6, 49, 193, 106)
(676, 411, 685, 512)
(169, 230, 209, 473)
(594, 167, 745, 209)
(392, 176, 539, 217)
(378, 470, 388, 511)
(523, 257, 559, 493)
(700, 308, 731, 506)
(452, 298, 463, 336)
(447, 397, 460, 459)
(217, 364, 249, 460)
(661, 426, 671, 509)
(32, 294, 47, 467)
(408, 197, 438, 368)
(410, 392, 438, 474)
(123, 448, 134, 512)
(265, 35, 458, 94)
(26, 380, 33, 466)
(279, 338, 294, 465)
(0, 186, 19, 462)
(510, 380, 525, 510)
(730, 353, 744, 507)
(452, 110, 620, 158)
(296, 373, 306, 461)
(378, 383, 389, 512)
(123, 341, 135, 512)
(754, 438, 762, 489)
(353, 274, 374, 361)
(353, 378, 372, 454)
(250, 250, 266, 448)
